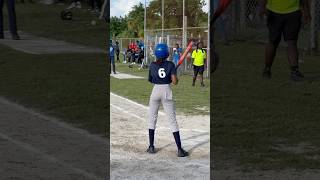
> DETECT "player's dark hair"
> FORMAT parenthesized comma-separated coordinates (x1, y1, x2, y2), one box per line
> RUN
(156, 58, 165, 64)
(196, 42, 204, 53)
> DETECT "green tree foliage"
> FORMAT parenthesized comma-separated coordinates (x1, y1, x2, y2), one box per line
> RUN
(110, 16, 127, 38)
(126, 3, 145, 38)
(110, 0, 208, 38)
(147, 0, 208, 29)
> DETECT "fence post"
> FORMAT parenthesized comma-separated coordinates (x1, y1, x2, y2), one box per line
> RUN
(239, 0, 247, 37)
(310, 0, 316, 51)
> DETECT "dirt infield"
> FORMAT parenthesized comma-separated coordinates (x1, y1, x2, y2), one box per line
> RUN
(110, 93, 210, 180)
(214, 169, 320, 180)
(0, 97, 107, 180)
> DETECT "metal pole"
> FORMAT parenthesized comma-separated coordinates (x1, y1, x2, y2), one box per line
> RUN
(210, 0, 215, 74)
(239, 0, 246, 34)
(184, 16, 188, 72)
(207, 0, 210, 78)
(182, 0, 186, 48)
(183, 0, 187, 73)
(310, 0, 316, 51)
(162, 0, 164, 41)
(144, 0, 148, 64)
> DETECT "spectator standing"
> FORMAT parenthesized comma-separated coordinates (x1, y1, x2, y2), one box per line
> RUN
(0, 0, 20, 40)
(110, 40, 116, 74)
(260, 0, 311, 81)
(115, 41, 120, 62)
(172, 43, 182, 66)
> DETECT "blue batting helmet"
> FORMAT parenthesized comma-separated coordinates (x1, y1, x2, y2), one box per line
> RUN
(154, 43, 169, 59)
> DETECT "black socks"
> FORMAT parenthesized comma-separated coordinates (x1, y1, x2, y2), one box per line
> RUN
(291, 66, 299, 72)
(173, 131, 182, 150)
(149, 130, 183, 150)
(149, 129, 155, 147)
(265, 64, 272, 70)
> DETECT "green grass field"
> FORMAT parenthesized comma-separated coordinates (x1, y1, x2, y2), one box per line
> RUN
(110, 62, 210, 116)
(212, 41, 320, 170)
(14, 3, 106, 47)
(0, 3, 107, 135)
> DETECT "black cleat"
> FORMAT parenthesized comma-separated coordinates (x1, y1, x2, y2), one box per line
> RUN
(146, 146, 156, 154)
(177, 148, 189, 157)
(200, 83, 205, 87)
(262, 67, 271, 79)
(11, 34, 20, 40)
(291, 70, 304, 81)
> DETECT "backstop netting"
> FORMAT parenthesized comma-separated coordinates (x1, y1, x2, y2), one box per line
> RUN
(144, 0, 210, 77)
(218, 0, 320, 53)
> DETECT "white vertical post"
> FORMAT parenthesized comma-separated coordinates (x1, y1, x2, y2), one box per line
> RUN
(184, 16, 188, 72)
(183, 0, 186, 48)
(120, 38, 123, 54)
(310, 0, 316, 51)
(182, 0, 187, 74)
(146, 35, 149, 64)
(239, 0, 246, 34)
(155, 35, 157, 61)
(207, 0, 210, 78)
(162, 0, 164, 39)
(144, 0, 147, 65)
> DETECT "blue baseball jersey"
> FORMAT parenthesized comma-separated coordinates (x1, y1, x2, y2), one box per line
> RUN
(173, 47, 182, 64)
(110, 44, 115, 57)
(148, 61, 176, 84)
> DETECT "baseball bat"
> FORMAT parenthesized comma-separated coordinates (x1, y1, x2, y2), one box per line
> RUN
(176, 41, 194, 69)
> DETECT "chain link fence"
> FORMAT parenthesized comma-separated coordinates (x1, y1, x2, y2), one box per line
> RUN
(145, 0, 210, 77)
(218, 0, 320, 53)
(145, 27, 209, 76)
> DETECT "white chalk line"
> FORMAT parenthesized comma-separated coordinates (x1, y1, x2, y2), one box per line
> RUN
(0, 132, 104, 180)
(110, 92, 165, 116)
(111, 103, 145, 121)
(110, 72, 145, 79)
(0, 96, 107, 179)
(110, 103, 208, 133)
(0, 97, 107, 144)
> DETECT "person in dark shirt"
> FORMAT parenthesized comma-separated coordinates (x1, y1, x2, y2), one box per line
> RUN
(0, 0, 20, 40)
(260, 0, 311, 81)
(115, 41, 120, 62)
(147, 43, 189, 157)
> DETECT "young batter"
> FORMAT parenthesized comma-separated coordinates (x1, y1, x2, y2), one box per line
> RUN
(147, 43, 189, 157)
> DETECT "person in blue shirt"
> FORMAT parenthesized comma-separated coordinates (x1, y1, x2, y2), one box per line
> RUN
(137, 40, 144, 50)
(109, 40, 116, 74)
(147, 43, 189, 157)
(172, 43, 182, 66)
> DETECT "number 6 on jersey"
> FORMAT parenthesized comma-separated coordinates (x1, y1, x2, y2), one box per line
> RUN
(158, 68, 166, 78)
